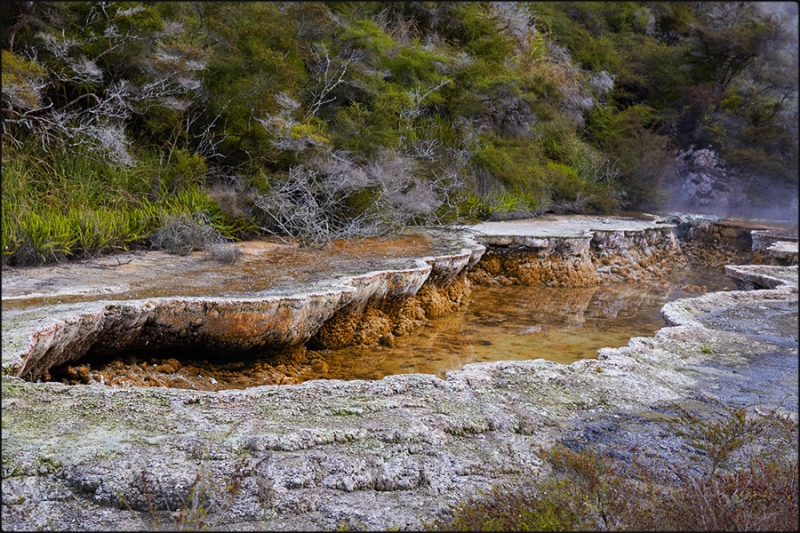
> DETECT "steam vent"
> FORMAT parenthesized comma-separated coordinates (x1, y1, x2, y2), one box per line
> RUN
(3, 214, 797, 530)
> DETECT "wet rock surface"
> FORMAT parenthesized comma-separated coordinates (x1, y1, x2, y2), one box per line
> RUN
(725, 264, 799, 290)
(468, 215, 682, 287)
(2, 216, 798, 530)
(0, 234, 450, 316)
(560, 270, 798, 477)
(768, 240, 800, 265)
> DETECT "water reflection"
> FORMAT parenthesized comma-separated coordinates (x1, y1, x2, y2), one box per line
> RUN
(52, 262, 741, 389)
(304, 264, 739, 381)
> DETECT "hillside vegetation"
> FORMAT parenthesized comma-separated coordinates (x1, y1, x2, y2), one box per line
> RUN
(2, 2, 797, 264)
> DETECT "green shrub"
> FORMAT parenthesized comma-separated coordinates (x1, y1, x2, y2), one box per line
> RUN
(383, 40, 452, 87)
(1, 49, 47, 111)
(461, 190, 549, 222)
(547, 161, 584, 200)
(472, 138, 547, 192)
(573, 33, 623, 73)
(158, 149, 208, 196)
(340, 19, 395, 54)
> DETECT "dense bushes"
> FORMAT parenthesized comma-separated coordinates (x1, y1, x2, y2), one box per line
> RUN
(2, 2, 797, 264)
(253, 151, 450, 247)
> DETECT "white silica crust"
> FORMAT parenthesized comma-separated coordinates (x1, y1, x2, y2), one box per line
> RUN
(2, 215, 797, 531)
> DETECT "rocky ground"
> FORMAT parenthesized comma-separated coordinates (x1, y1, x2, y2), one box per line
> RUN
(2, 215, 797, 531)
(0, 234, 449, 318)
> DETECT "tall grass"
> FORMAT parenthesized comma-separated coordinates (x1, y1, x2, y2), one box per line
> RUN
(1, 144, 251, 265)
(459, 189, 550, 222)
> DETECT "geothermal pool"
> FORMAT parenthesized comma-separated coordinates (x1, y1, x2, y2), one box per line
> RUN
(49, 258, 738, 390)
(300, 262, 739, 381)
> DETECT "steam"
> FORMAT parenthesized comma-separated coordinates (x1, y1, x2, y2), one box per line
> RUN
(756, 2, 799, 37)
(664, 2, 799, 227)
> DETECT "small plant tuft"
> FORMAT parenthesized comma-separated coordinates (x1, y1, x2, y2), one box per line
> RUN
(135, 454, 270, 531)
(150, 212, 223, 257)
(205, 242, 241, 265)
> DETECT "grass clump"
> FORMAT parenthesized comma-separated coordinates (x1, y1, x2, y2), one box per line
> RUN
(1, 144, 250, 266)
(150, 212, 222, 256)
(150, 212, 241, 264)
(427, 402, 798, 531)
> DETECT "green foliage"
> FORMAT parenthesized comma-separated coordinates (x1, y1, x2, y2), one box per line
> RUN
(575, 32, 623, 73)
(1, 143, 243, 265)
(198, 2, 308, 165)
(583, 104, 670, 210)
(159, 149, 208, 195)
(473, 141, 526, 190)
(416, 115, 460, 149)
(1, 50, 47, 110)
(585, 103, 656, 148)
(340, 20, 395, 55)
(547, 161, 584, 201)
(621, 36, 691, 106)
(384, 41, 452, 87)
(651, 2, 694, 43)
(470, 190, 550, 222)
(332, 87, 410, 156)
(535, 117, 578, 162)
(472, 138, 548, 197)
(613, 128, 672, 210)
(2, 1, 797, 259)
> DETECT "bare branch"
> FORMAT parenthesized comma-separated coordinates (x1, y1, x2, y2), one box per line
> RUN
(6, 1, 41, 52)
(304, 43, 351, 121)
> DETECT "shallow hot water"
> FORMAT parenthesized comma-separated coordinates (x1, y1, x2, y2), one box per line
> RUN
(304, 263, 739, 382)
(51, 259, 740, 390)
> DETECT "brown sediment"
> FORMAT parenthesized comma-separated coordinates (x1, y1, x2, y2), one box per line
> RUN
(680, 239, 769, 269)
(53, 345, 312, 390)
(469, 249, 599, 287)
(469, 226, 683, 287)
(51, 271, 476, 390)
(309, 271, 472, 350)
(406, 270, 472, 319)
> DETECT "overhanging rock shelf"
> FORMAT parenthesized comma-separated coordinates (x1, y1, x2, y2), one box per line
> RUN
(0, 214, 770, 383)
